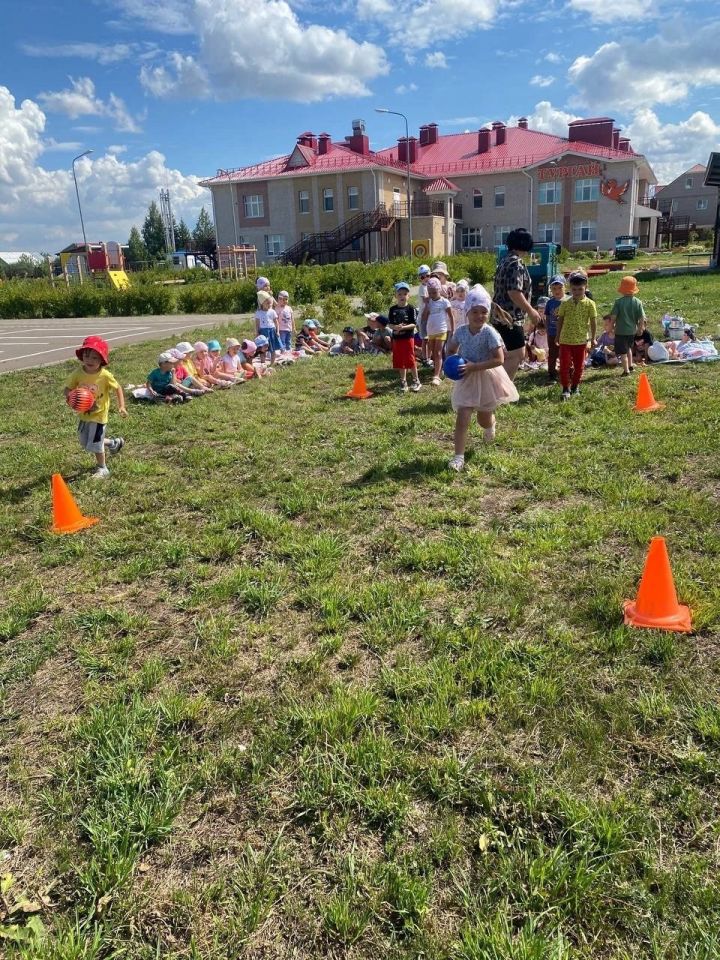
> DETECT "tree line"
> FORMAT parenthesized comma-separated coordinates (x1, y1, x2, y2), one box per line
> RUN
(127, 203, 216, 264)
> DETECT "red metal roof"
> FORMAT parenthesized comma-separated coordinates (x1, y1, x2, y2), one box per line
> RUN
(424, 177, 459, 193)
(201, 124, 639, 186)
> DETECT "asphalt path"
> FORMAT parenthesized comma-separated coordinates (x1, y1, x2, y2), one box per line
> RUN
(0, 314, 247, 374)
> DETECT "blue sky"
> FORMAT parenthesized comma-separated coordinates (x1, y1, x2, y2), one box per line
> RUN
(2, 0, 719, 251)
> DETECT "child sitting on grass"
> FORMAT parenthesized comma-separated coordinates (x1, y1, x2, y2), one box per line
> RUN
(146, 351, 193, 403)
(221, 338, 247, 381)
(526, 318, 548, 364)
(253, 336, 275, 374)
(64, 335, 127, 480)
(194, 341, 233, 388)
(446, 289, 519, 472)
(330, 326, 370, 355)
(207, 339, 240, 384)
(632, 318, 654, 365)
(589, 316, 619, 366)
(174, 342, 214, 392)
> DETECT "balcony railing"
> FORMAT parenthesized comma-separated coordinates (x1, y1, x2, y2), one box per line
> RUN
(391, 200, 463, 219)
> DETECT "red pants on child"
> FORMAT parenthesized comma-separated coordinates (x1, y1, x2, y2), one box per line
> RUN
(559, 343, 586, 389)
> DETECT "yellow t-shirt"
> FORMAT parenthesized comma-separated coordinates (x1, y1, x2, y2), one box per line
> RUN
(65, 367, 119, 424)
(184, 356, 199, 377)
(557, 296, 597, 345)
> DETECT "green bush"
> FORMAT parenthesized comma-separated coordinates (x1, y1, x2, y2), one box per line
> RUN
(362, 289, 391, 315)
(320, 293, 354, 328)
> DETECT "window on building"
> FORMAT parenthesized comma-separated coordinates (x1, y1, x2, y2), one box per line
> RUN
(461, 227, 483, 249)
(538, 180, 562, 205)
(574, 179, 599, 202)
(697, 198, 709, 210)
(473, 190, 483, 209)
(685, 176, 693, 189)
(537, 222, 560, 243)
(572, 220, 597, 243)
(323, 188, 334, 212)
(494, 186, 505, 207)
(264, 234, 286, 257)
(243, 194, 264, 218)
(494, 225, 511, 246)
(298, 190, 309, 214)
(347, 186, 360, 210)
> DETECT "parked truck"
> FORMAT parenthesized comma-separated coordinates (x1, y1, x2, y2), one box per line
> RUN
(614, 235, 639, 259)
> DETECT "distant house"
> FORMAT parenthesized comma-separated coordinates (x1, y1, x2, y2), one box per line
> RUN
(654, 164, 717, 229)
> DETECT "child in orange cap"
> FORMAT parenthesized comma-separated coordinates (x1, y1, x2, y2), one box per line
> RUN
(64, 335, 127, 479)
(611, 275, 646, 377)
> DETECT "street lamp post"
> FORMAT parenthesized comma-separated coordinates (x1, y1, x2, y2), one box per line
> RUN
(375, 108, 413, 255)
(72, 150, 93, 252)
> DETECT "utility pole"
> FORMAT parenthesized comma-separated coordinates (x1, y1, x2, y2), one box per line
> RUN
(159, 188, 176, 255)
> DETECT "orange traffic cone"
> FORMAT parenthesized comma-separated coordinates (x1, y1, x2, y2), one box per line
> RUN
(623, 536, 692, 632)
(51, 473, 99, 534)
(346, 364, 373, 400)
(634, 372, 664, 412)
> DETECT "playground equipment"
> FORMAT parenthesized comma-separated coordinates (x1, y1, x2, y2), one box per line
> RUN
(58, 241, 130, 288)
(217, 244, 257, 280)
(614, 235, 639, 259)
(495, 242, 560, 302)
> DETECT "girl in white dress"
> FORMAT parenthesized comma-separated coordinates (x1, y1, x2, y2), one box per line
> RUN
(446, 288, 519, 472)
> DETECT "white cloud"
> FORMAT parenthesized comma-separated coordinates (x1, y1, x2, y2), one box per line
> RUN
(112, 0, 195, 34)
(138, 0, 388, 102)
(545, 52, 561, 64)
(43, 138, 84, 151)
(425, 51, 448, 69)
(394, 83, 418, 94)
(107, 144, 128, 155)
(530, 74, 554, 87)
(569, 22, 720, 109)
(357, 0, 496, 48)
(0, 86, 205, 250)
(568, 0, 652, 21)
(624, 108, 720, 183)
(37, 77, 144, 133)
(508, 100, 580, 137)
(21, 42, 136, 64)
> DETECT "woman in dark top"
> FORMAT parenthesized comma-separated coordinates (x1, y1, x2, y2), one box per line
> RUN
(492, 227, 542, 381)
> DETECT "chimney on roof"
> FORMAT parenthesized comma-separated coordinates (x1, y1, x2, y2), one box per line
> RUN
(518, 117, 528, 129)
(427, 122, 439, 145)
(317, 132, 331, 155)
(568, 117, 614, 149)
(419, 124, 430, 147)
(297, 131, 317, 150)
(492, 121, 506, 146)
(612, 127, 620, 149)
(346, 118, 369, 155)
(477, 127, 492, 154)
(397, 137, 409, 163)
(618, 137, 631, 153)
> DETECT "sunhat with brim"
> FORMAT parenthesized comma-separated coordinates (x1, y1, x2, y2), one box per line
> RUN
(175, 341, 194, 355)
(225, 337, 241, 349)
(169, 348, 186, 361)
(550, 275, 566, 287)
(76, 335, 109, 365)
(254, 335, 269, 348)
(278, 290, 289, 299)
(158, 351, 177, 364)
(455, 279, 469, 291)
(193, 341, 208, 353)
(426, 277, 442, 291)
(618, 275, 639, 295)
(418, 264, 431, 276)
(258, 291, 273, 305)
(431, 261, 449, 277)
(207, 340, 221, 352)
(466, 288, 492, 312)
(394, 281, 411, 291)
(304, 320, 318, 329)
(256, 276, 270, 289)
(241, 339, 257, 356)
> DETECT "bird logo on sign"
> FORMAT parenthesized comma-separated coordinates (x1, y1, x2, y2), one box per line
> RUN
(601, 178, 630, 203)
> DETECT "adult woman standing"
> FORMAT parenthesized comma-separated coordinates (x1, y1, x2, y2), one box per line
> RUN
(492, 228, 541, 381)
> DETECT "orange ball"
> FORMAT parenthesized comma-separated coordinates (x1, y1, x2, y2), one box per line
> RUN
(67, 387, 95, 413)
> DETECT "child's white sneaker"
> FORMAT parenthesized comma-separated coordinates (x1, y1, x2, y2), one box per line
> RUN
(92, 466, 111, 480)
(448, 454, 465, 472)
(432, 376, 442, 386)
(107, 437, 124, 455)
(400, 382, 409, 393)
(411, 381, 421, 392)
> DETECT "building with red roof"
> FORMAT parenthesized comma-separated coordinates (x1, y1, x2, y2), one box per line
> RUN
(201, 116, 659, 264)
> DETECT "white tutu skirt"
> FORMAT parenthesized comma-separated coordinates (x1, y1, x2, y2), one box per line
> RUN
(451, 366, 519, 412)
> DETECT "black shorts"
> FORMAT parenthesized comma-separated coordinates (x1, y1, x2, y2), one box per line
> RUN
(614, 334, 633, 356)
(493, 320, 526, 352)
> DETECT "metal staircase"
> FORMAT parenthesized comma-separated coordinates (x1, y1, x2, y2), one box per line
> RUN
(280, 204, 397, 265)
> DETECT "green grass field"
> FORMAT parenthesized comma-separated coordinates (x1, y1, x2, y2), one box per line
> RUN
(1, 271, 719, 959)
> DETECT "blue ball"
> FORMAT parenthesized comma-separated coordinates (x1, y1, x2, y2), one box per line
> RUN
(443, 354, 466, 381)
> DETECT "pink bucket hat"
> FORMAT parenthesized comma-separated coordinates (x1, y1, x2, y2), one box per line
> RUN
(193, 341, 208, 353)
(426, 277, 442, 291)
